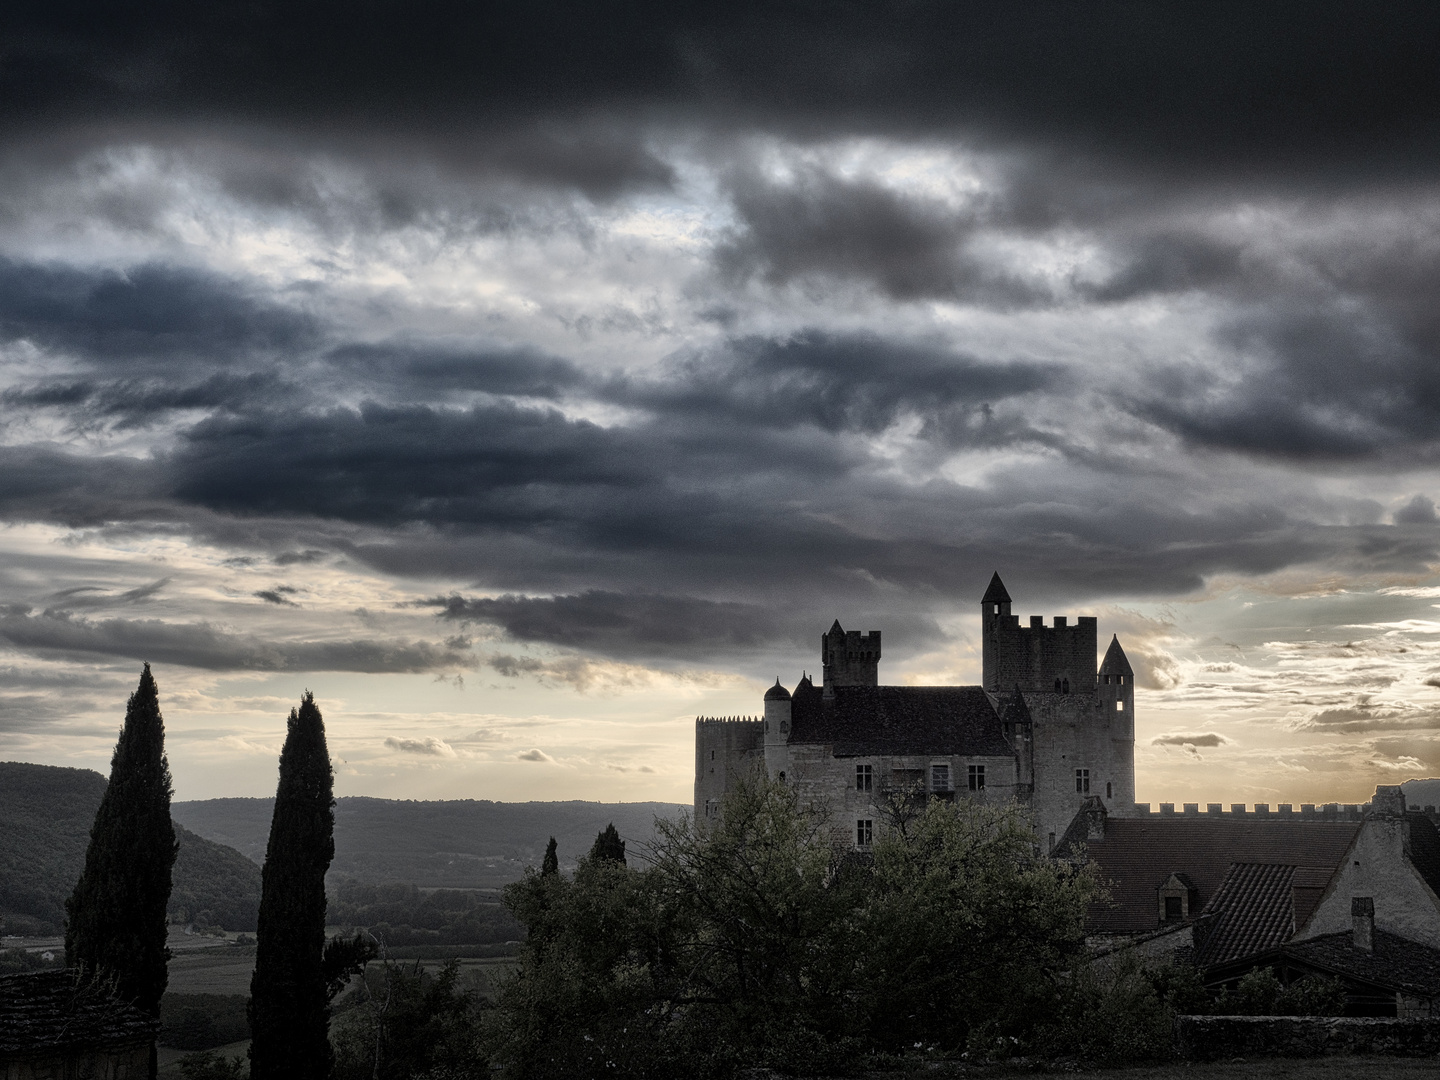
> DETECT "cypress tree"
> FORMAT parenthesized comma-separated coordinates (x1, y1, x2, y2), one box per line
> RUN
(541, 836, 559, 876)
(65, 663, 177, 1019)
(248, 692, 336, 1080)
(589, 823, 626, 864)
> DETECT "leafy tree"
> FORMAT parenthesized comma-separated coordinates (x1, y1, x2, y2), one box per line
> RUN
(852, 797, 1100, 1052)
(65, 664, 177, 1023)
(589, 823, 625, 864)
(332, 960, 485, 1080)
(540, 837, 558, 876)
(248, 693, 336, 1080)
(487, 774, 1100, 1077)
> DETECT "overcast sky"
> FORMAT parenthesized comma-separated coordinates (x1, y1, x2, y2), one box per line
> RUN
(4, 1, 1440, 806)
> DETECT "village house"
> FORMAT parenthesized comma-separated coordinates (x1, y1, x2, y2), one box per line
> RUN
(0, 969, 157, 1079)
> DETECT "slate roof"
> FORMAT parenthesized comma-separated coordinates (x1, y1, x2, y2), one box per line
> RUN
(789, 683, 1013, 758)
(1099, 635, 1133, 677)
(0, 970, 157, 1057)
(1284, 929, 1440, 997)
(1194, 863, 1296, 967)
(1076, 817, 1359, 934)
(1405, 812, 1440, 896)
(981, 572, 1011, 604)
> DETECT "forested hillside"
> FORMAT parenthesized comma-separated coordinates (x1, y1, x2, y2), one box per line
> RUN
(0, 761, 261, 935)
(174, 796, 686, 888)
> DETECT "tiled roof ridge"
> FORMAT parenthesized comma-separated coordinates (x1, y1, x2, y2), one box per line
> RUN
(1194, 861, 1297, 968)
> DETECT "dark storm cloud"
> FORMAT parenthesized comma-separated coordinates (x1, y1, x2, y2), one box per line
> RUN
(611, 331, 1057, 442)
(0, 259, 316, 365)
(716, 168, 1040, 304)
(3, 2, 1440, 173)
(4, 372, 294, 428)
(0, 606, 468, 672)
(327, 342, 588, 401)
(1151, 732, 1228, 749)
(427, 590, 801, 661)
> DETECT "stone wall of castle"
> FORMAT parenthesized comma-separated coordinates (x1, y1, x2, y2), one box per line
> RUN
(694, 717, 763, 823)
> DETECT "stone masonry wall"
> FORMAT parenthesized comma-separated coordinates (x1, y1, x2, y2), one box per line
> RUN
(1174, 1015, 1440, 1060)
(694, 717, 763, 822)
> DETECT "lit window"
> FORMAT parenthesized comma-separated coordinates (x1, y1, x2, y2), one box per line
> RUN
(968, 764, 985, 791)
(856, 819, 873, 847)
(1075, 769, 1090, 794)
(931, 764, 951, 791)
(856, 764, 872, 792)
(1116, 700, 1124, 711)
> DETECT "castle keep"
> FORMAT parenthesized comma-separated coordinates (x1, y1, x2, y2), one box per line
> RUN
(694, 573, 1136, 847)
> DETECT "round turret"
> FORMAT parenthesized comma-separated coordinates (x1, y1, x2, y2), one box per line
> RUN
(764, 679, 791, 701)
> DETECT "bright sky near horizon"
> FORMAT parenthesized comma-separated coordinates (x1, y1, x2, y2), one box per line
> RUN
(4, 2, 1440, 807)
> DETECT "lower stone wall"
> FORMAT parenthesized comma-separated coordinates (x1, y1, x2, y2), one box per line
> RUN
(1175, 1015, 1440, 1059)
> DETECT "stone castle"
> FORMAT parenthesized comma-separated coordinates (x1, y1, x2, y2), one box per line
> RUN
(695, 573, 1136, 847)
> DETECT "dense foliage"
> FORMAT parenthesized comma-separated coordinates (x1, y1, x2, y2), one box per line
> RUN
(65, 664, 177, 1017)
(248, 693, 337, 1080)
(0, 761, 259, 935)
(485, 775, 1101, 1077)
(332, 960, 486, 1080)
(327, 881, 522, 947)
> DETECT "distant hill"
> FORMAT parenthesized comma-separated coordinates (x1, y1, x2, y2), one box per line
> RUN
(173, 796, 688, 889)
(0, 761, 261, 936)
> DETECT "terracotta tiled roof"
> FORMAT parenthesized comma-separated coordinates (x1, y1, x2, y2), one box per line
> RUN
(1077, 817, 1358, 934)
(1194, 862, 1296, 967)
(0, 970, 157, 1057)
(789, 684, 1012, 758)
(1285, 929, 1440, 997)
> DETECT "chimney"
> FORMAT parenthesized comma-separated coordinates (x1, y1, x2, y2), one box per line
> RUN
(1352, 896, 1374, 952)
(1084, 795, 1108, 841)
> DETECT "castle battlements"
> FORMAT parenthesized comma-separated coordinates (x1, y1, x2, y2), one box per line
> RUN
(1132, 801, 1370, 821)
(695, 715, 761, 724)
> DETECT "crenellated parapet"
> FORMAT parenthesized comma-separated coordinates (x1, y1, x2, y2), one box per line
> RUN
(1131, 801, 1371, 821)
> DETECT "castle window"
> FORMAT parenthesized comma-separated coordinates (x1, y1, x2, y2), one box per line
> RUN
(778, 772, 786, 782)
(968, 764, 985, 791)
(1075, 769, 1090, 794)
(1054, 678, 1062, 693)
(856, 764, 872, 792)
(931, 764, 951, 792)
(1116, 700, 1124, 711)
(856, 819, 873, 847)
(1062, 678, 1070, 694)
(710, 750, 715, 760)
(1106, 781, 1112, 799)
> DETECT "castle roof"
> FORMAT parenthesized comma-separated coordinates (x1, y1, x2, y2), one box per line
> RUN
(1099, 634, 1133, 677)
(789, 684, 1012, 758)
(0, 970, 157, 1057)
(981, 572, 1011, 605)
(764, 678, 791, 701)
(1065, 816, 1360, 935)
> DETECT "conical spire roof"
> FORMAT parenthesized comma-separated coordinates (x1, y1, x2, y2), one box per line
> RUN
(981, 572, 1011, 604)
(827, 619, 845, 635)
(1099, 634, 1133, 677)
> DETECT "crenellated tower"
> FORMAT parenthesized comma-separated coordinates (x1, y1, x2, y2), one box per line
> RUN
(822, 620, 881, 697)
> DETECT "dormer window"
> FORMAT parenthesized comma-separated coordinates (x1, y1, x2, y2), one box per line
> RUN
(1157, 873, 1197, 924)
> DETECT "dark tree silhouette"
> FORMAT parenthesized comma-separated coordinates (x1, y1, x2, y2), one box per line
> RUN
(541, 836, 559, 876)
(65, 663, 177, 1021)
(589, 823, 626, 864)
(248, 692, 336, 1080)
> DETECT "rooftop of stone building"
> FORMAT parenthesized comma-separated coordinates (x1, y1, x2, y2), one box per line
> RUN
(0, 970, 157, 1058)
(788, 683, 1013, 758)
(1059, 813, 1363, 935)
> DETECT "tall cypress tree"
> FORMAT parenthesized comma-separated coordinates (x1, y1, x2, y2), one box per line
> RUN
(541, 836, 559, 876)
(248, 692, 336, 1080)
(589, 823, 626, 864)
(65, 663, 177, 1018)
